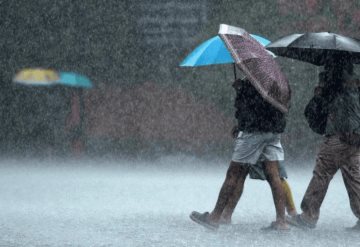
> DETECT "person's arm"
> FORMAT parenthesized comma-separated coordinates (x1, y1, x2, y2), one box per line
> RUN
(314, 85, 323, 96)
(231, 125, 239, 139)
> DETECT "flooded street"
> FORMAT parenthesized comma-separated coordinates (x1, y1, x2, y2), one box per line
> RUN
(0, 157, 358, 246)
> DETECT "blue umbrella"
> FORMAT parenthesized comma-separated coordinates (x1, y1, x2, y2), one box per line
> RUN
(56, 72, 93, 88)
(55, 71, 92, 157)
(180, 34, 271, 67)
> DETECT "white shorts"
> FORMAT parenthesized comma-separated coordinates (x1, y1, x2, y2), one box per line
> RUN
(231, 131, 284, 165)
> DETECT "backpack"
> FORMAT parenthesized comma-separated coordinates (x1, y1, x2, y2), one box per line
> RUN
(304, 95, 329, 135)
(305, 85, 360, 146)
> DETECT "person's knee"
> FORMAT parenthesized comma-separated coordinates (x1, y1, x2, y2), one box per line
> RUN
(226, 161, 248, 182)
(226, 166, 238, 182)
(264, 161, 280, 179)
(313, 168, 335, 183)
(267, 175, 282, 187)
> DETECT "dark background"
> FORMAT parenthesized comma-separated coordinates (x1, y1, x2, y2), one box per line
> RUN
(1, 0, 360, 162)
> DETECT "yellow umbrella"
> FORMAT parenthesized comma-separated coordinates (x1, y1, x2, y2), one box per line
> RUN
(13, 68, 60, 86)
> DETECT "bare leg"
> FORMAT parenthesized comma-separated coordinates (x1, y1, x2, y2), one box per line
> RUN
(220, 164, 249, 222)
(208, 161, 249, 222)
(264, 160, 287, 226)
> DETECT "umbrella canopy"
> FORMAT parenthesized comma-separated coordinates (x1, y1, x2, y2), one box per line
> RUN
(57, 72, 93, 89)
(180, 34, 271, 67)
(219, 24, 291, 113)
(266, 32, 360, 66)
(13, 68, 59, 86)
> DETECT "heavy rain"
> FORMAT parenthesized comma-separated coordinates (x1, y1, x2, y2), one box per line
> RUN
(1, 0, 360, 246)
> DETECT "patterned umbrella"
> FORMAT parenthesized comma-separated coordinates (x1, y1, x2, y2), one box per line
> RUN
(219, 24, 291, 113)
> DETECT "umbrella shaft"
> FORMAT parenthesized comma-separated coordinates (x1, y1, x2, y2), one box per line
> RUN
(233, 63, 237, 80)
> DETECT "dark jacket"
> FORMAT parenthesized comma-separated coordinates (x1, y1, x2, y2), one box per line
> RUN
(304, 93, 329, 135)
(325, 75, 360, 136)
(233, 79, 286, 133)
(305, 71, 360, 143)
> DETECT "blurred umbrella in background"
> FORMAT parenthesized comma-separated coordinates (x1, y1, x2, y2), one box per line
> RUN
(266, 32, 360, 66)
(219, 24, 291, 113)
(57, 72, 93, 158)
(13, 68, 59, 86)
(12, 68, 63, 155)
(12, 69, 93, 157)
(57, 72, 93, 88)
(180, 34, 271, 79)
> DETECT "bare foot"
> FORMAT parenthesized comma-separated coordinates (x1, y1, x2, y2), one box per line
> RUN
(261, 221, 290, 231)
(219, 216, 232, 225)
(287, 210, 298, 217)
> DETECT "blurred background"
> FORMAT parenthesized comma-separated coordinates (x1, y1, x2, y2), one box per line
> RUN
(1, 0, 360, 163)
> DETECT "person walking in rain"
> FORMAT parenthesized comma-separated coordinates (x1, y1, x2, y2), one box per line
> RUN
(217, 127, 297, 225)
(288, 57, 360, 230)
(190, 77, 290, 230)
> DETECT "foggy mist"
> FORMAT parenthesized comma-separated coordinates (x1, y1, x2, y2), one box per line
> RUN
(2, 0, 360, 246)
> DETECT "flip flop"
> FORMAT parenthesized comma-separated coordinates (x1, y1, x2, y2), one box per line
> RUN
(189, 211, 219, 230)
(286, 214, 316, 229)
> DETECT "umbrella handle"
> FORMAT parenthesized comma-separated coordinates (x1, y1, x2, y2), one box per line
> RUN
(233, 63, 237, 80)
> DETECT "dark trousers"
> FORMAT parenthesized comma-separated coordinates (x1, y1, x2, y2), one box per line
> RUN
(301, 135, 360, 224)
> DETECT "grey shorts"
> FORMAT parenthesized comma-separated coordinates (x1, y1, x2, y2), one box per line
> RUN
(249, 161, 288, 180)
(231, 131, 284, 165)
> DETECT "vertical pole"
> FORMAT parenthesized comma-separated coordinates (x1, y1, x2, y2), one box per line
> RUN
(233, 63, 237, 80)
(79, 88, 85, 155)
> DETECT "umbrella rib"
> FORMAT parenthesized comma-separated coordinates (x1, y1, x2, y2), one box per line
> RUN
(219, 34, 242, 63)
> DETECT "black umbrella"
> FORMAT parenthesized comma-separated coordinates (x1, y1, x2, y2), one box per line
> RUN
(266, 32, 360, 66)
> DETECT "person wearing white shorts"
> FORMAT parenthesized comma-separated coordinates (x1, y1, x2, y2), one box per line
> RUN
(190, 78, 289, 231)
(231, 131, 284, 164)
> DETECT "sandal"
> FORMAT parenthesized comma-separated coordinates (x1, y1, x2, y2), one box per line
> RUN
(286, 214, 316, 229)
(189, 211, 219, 230)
